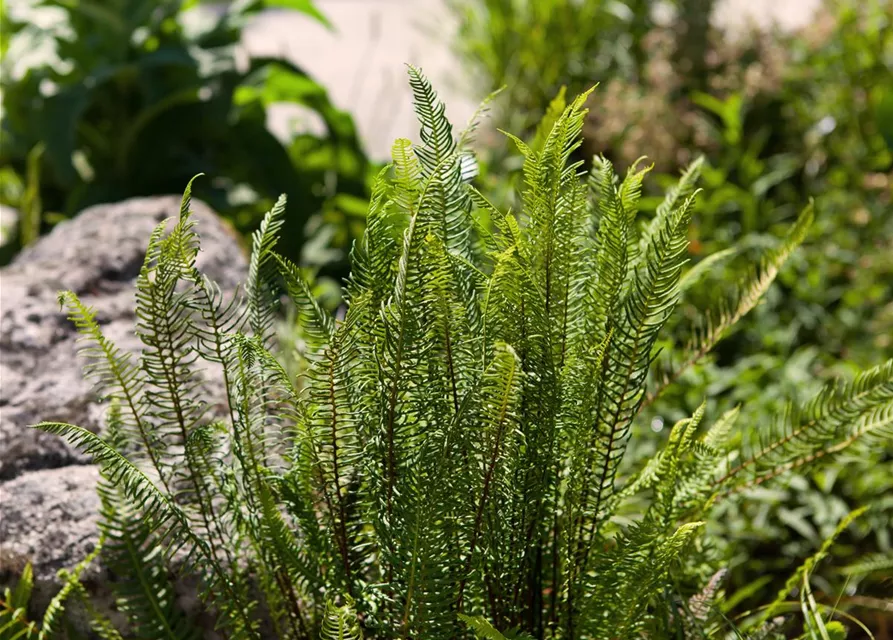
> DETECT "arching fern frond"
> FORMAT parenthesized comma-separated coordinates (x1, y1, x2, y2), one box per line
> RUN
(717, 359, 893, 491)
(31, 422, 260, 640)
(646, 202, 814, 408)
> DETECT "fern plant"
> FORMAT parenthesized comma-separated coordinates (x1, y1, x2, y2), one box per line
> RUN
(26, 67, 893, 639)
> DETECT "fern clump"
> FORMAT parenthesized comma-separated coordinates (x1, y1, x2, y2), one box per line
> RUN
(23, 67, 893, 639)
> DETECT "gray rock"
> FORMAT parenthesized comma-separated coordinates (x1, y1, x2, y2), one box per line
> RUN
(0, 196, 247, 588)
(0, 196, 246, 482)
(0, 466, 102, 581)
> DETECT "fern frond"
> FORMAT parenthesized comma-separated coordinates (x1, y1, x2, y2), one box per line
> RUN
(246, 194, 287, 349)
(57, 292, 162, 476)
(347, 166, 400, 307)
(637, 155, 704, 260)
(586, 190, 696, 533)
(274, 252, 336, 354)
(38, 539, 103, 640)
(320, 597, 362, 640)
(583, 521, 704, 639)
(407, 65, 472, 259)
(588, 155, 629, 340)
(458, 86, 505, 151)
(97, 411, 202, 640)
(530, 86, 567, 154)
(647, 203, 814, 407)
(32, 422, 260, 639)
(718, 359, 893, 490)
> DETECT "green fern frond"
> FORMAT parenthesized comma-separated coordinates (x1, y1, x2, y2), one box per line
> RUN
(840, 552, 893, 577)
(407, 65, 472, 259)
(274, 252, 336, 353)
(638, 155, 704, 259)
(587, 190, 696, 529)
(319, 597, 362, 640)
(38, 538, 103, 640)
(246, 194, 287, 349)
(97, 410, 202, 640)
(718, 359, 893, 490)
(32, 422, 260, 639)
(530, 86, 568, 154)
(647, 203, 814, 407)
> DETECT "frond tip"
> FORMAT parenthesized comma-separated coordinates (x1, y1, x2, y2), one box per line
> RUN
(320, 596, 362, 640)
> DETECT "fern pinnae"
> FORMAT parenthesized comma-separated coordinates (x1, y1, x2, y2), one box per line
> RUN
(57, 292, 168, 487)
(376, 165, 450, 521)
(564, 192, 697, 632)
(588, 156, 630, 340)
(306, 332, 363, 594)
(38, 539, 104, 640)
(637, 155, 704, 261)
(407, 65, 473, 260)
(98, 412, 201, 640)
(346, 165, 399, 307)
(645, 203, 814, 409)
(273, 252, 336, 353)
(588, 191, 696, 535)
(381, 206, 420, 527)
(32, 422, 260, 638)
(728, 399, 893, 495)
(246, 194, 287, 349)
(239, 335, 354, 598)
(458, 343, 523, 609)
(716, 358, 893, 489)
(320, 597, 363, 640)
(132, 202, 245, 581)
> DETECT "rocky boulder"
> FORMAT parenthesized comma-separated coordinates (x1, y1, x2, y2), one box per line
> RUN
(0, 196, 247, 592)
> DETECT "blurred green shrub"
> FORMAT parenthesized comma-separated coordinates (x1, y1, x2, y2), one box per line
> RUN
(449, 0, 655, 139)
(0, 0, 372, 266)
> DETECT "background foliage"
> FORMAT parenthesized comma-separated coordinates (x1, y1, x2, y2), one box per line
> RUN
(449, 0, 893, 629)
(0, 0, 373, 266)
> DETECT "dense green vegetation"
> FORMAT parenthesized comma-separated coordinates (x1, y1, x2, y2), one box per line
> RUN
(3, 69, 891, 639)
(0, 0, 372, 265)
(1, 0, 891, 635)
(452, 0, 893, 622)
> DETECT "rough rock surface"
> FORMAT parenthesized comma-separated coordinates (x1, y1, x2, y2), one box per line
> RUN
(0, 196, 247, 589)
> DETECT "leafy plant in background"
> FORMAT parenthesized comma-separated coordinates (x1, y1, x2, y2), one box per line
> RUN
(639, 2, 893, 620)
(8, 71, 892, 639)
(452, 0, 893, 627)
(448, 0, 656, 145)
(0, 0, 372, 268)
